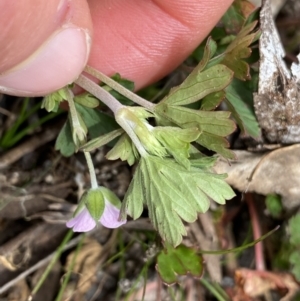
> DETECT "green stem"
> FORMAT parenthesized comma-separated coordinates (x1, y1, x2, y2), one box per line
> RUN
(84, 151, 98, 189)
(64, 87, 86, 146)
(84, 65, 155, 111)
(30, 230, 73, 297)
(115, 113, 147, 157)
(75, 75, 124, 114)
(200, 278, 229, 301)
(55, 234, 85, 301)
(198, 226, 279, 255)
(8, 110, 62, 147)
(75, 75, 147, 157)
(64, 87, 80, 128)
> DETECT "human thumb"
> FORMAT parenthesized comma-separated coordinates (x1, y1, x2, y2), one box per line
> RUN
(0, 0, 92, 97)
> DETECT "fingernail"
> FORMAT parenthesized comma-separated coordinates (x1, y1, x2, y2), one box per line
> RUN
(0, 27, 91, 97)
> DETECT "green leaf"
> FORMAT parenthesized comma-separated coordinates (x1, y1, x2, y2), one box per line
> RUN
(156, 244, 203, 284)
(55, 120, 76, 157)
(222, 0, 255, 34)
(156, 104, 235, 137)
(81, 128, 123, 152)
(116, 106, 167, 158)
(75, 103, 118, 139)
(111, 73, 135, 91)
(56, 104, 118, 157)
(196, 132, 236, 159)
(161, 64, 233, 106)
(74, 93, 100, 108)
(153, 127, 201, 169)
(192, 36, 219, 63)
(196, 37, 218, 72)
(289, 214, 300, 246)
(41, 95, 58, 112)
(42, 88, 67, 112)
(122, 156, 235, 246)
(221, 21, 258, 80)
(190, 155, 217, 169)
(155, 103, 236, 159)
(104, 73, 135, 105)
(265, 194, 283, 219)
(106, 133, 139, 166)
(225, 78, 260, 138)
(201, 91, 225, 111)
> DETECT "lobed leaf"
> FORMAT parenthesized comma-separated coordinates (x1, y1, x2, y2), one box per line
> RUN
(76, 103, 118, 139)
(161, 64, 233, 106)
(156, 244, 203, 284)
(55, 120, 76, 157)
(122, 156, 235, 246)
(74, 93, 100, 108)
(106, 133, 139, 166)
(55, 104, 118, 157)
(225, 78, 260, 138)
(156, 104, 235, 137)
(221, 21, 258, 80)
(154, 127, 201, 169)
(155, 103, 236, 158)
(196, 37, 218, 72)
(196, 132, 236, 159)
(81, 128, 123, 152)
(221, 0, 256, 33)
(201, 91, 225, 111)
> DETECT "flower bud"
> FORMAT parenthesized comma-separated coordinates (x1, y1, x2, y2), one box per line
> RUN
(66, 187, 126, 232)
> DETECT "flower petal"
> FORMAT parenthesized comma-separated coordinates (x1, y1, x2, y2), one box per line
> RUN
(99, 201, 126, 229)
(66, 208, 96, 232)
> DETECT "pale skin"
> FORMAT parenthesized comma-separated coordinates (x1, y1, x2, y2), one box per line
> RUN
(0, 0, 233, 97)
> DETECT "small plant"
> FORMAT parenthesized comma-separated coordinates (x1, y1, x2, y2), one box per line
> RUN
(3, 1, 274, 299)
(42, 4, 261, 249)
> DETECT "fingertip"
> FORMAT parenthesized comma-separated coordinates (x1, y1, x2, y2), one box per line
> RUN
(87, 0, 234, 90)
(0, 0, 93, 96)
(0, 27, 91, 96)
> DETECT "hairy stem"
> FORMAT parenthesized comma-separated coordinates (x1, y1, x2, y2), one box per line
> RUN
(84, 151, 98, 189)
(64, 87, 80, 128)
(75, 74, 124, 114)
(64, 87, 87, 147)
(76, 75, 147, 157)
(115, 114, 147, 157)
(30, 230, 73, 297)
(84, 65, 155, 111)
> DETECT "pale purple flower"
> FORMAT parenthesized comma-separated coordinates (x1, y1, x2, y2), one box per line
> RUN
(100, 200, 127, 228)
(67, 200, 126, 232)
(66, 209, 96, 232)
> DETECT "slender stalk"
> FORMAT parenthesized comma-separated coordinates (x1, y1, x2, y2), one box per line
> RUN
(245, 193, 266, 271)
(84, 65, 155, 111)
(84, 151, 98, 189)
(75, 75, 124, 114)
(64, 87, 80, 128)
(30, 230, 73, 297)
(76, 74, 147, 157)
(116, 114, 147, 157)
(55, 234, 85, 301)
(64, 87, 86, 146)
(200, 278, 229, 301)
